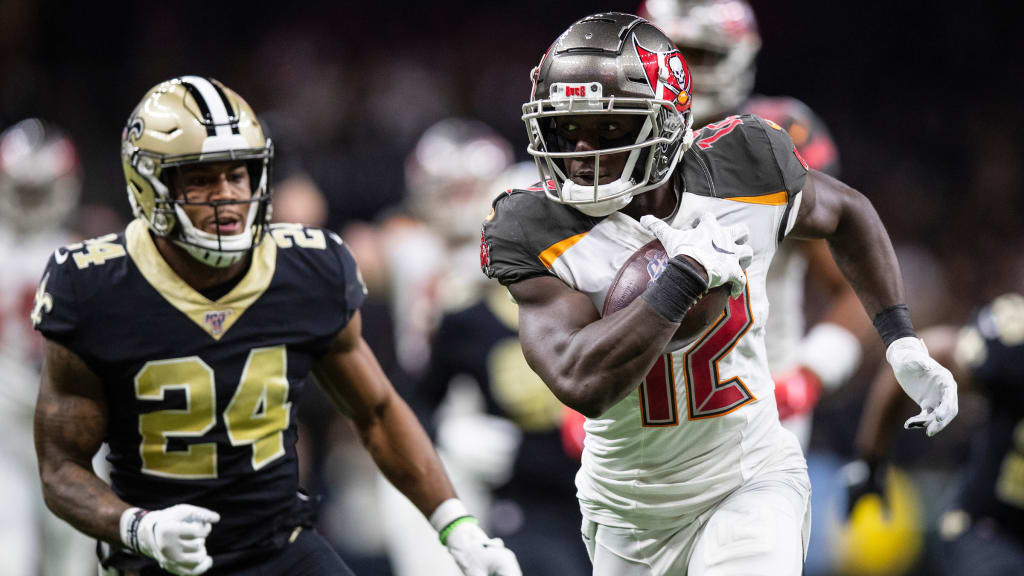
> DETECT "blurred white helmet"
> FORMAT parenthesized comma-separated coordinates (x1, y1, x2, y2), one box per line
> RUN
(0, 118, 82, 235)
(405, 118, 513, 242)
(640, 0, 761, 125)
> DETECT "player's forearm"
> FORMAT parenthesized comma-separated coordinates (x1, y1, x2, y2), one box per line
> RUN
(358, 391, 456, 517)
(824, 187, 905, 319)
(537, 298, 678, 418)
(39, 458, 128, 544)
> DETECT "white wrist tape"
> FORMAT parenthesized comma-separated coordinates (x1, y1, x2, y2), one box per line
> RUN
(798, 323, 862, 392)
(119, 507, 147, 553)
(428, 498, 471, 533)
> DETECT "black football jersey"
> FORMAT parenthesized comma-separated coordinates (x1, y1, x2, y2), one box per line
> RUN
(954, 293, 1024, 538)
(481, 114, 808, 287)
(412, 286, 579, 500)
(33, 221, 365, 571)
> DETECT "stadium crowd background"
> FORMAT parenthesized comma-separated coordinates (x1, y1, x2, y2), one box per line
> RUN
(1, 0, 1021, 574)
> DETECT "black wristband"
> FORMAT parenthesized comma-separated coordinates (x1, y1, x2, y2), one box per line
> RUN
(872, 304, 916, 347)
(641, 256, 708, 323)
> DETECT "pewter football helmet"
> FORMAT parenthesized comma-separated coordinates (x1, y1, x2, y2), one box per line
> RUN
(639, 0, 760, 125)
(121, 76, 273, 267)
(522, 13, 694, 216)
(405, 118, 512, 242)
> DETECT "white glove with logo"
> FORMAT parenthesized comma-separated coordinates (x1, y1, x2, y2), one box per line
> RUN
(120, 504, 221, 576)
(886, 336, 959, 436)
(431, 499, 522, 576)
(640, 212, 752, 297)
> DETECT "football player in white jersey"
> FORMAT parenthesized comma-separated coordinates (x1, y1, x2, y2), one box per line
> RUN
(481, 13, 958, 575)
(640, 0, 873, 449)
(0, 118, 95, 575)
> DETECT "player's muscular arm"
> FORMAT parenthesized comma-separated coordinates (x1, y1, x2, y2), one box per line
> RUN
(509, 275, 680, 418)
(789, 169, 904, 317)
(34, 339, 128, 544)
(314, 310, 456, 517)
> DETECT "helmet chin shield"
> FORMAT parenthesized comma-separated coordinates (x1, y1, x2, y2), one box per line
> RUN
(522, 13, 694, 214)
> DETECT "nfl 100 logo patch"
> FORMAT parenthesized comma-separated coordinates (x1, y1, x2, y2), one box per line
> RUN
(204, 309, 233, 337)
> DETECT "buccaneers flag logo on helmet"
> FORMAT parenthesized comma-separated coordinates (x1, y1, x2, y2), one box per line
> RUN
(633, 35, 692, 113)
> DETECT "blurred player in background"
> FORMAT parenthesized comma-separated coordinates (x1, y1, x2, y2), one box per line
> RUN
(640, 0, 873, 448)
(372, 119, 521, 576)
(31, 76, 519, 576)
(400, 160, 591, 576)
(849, 293, 1024, 575)
(0, 118, 95, 576)
(483, 13, 958, 574)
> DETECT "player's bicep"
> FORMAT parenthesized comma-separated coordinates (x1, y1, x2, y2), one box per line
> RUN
(35, 339, 107, 467)
(313, 310, 393, 426)
(508, 275, 600, 380)
(789, 169, 848, 239)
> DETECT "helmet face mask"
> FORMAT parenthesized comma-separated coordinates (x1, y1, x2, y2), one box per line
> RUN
(122, 76, 273, 268)
(522, 13, 694, 216)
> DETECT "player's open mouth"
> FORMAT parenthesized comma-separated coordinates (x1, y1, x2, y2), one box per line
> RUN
(206, 214, 243, 234)
(571, 170, 615, 186)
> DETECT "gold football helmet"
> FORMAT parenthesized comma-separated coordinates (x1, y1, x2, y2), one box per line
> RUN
(121, 76, 273, 267)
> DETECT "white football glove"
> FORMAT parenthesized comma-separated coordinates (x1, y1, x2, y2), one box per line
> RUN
(120, 504, 220, 576)
(886, 336, 959, 436)
(446, 520, 522, 576)
(640, 212, 752, 297)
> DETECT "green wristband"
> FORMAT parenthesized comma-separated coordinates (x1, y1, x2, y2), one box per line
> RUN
(438, 515, 478, 545)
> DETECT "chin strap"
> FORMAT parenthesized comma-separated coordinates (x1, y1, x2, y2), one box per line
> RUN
(172, 239, 246, 268)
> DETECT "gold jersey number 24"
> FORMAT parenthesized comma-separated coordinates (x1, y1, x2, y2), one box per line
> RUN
(135, 345, 290, 479)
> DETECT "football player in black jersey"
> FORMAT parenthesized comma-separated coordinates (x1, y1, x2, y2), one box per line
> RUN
(31, 76, 521, 576)
(481, 13, 957, 574)
(850, 293, 1024, 575)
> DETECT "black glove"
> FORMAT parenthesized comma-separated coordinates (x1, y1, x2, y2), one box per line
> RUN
(841, 458, 888, 519)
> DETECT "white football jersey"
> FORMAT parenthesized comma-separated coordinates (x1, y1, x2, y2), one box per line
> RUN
(552, 193, 801, 528)
(764, 241, 808, 374)
(482, 114, 811, 529)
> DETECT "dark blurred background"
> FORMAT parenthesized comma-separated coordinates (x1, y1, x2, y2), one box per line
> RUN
(3, 1, 1021, 317)
(2, 1, 1022, 574)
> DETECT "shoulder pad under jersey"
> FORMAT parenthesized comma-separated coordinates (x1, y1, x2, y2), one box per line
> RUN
(269, 223, 366, 323)
(32, 231, 130, 349)
(683, 114, 808, 202)
(481, 185, 600, 287)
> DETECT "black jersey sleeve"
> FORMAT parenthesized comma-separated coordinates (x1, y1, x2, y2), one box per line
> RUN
(695, 114, 807, 199)
(32, 250, 80, 346)
(685, 114, 809, 242)
(481, 190, 553, 287)
(325, 230, 367, 325)
(481, 188, 598, 287)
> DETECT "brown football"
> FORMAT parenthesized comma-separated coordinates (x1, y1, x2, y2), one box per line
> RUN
(602, 239, 731, 351)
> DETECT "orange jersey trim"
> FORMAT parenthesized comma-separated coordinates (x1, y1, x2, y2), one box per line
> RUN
(727, 190, 788, 206)
(538, 232, 587, 268)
